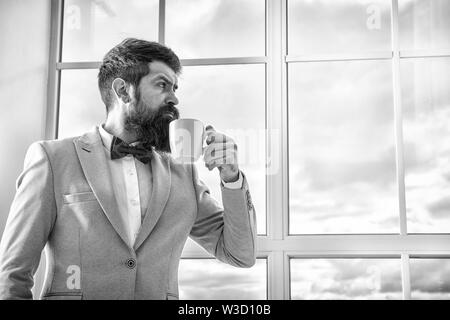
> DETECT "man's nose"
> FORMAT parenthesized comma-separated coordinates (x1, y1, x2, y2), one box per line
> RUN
(166, 91, 179, 106)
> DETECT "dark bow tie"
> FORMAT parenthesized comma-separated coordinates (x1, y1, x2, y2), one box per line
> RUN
(110, 136, 152, 164)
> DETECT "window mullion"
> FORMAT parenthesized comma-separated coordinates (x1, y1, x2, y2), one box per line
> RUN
(401, 253, 412, 299)
(267, 251, 287, 299)
(46, 0, 64, 140)
(391, 0, 407, 236)
(158, 0, 165, 44)
(266, 0, 288, 300)
(266, 0, 287, 241)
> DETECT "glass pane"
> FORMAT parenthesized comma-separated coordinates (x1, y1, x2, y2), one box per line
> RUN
(410, 258, 450, 300)
(166, 0, 265, 59)
(288, 0, 391, 55)
(401, 57, 450, 233)
(177, 64, 266, 235)
(59, 69, 106, 138)
(288, 61, 398, 234)
(62, 0, 159, 62)
(399, 0, 450, 51)
(290, 258, 402, 299)
(179, 258, 267, 299)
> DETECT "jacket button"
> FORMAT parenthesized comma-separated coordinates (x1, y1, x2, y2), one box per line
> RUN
(126, 258, 136, 269)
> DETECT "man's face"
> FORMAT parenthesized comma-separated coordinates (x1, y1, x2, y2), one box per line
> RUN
(124, 61, 180, 152)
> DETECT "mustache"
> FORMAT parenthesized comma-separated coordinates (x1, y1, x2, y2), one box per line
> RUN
(138, 104, 180, 152)
(156, 104, 180, 121)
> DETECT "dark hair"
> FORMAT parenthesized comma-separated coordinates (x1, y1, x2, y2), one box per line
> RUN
(98, 38, 181, 112)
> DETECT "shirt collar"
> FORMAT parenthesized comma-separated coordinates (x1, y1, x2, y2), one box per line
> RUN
(99, 124, 143, 152)
(99, 124, 113, 152)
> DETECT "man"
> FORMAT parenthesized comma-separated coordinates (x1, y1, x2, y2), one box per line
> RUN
(0, 38, 256, 300)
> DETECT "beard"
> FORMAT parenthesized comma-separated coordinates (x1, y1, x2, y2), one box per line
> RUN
(124, 91, 180, 153)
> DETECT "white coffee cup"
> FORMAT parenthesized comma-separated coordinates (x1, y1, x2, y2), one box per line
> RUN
(169, 118, 205, 163)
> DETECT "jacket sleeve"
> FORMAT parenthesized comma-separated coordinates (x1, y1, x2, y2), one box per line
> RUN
(189, 164, 256, 268)
(0, 142, 57, 299)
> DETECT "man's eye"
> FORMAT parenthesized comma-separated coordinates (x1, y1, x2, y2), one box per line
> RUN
(158, 82, 167, 88)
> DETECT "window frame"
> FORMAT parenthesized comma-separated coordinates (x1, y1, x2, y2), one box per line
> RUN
(45, 0, 450, 300)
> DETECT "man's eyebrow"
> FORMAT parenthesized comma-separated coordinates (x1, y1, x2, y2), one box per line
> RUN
(154, 74, 178, 89)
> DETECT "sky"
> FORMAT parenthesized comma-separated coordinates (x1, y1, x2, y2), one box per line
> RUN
(409, 258, 450, 299)
(63, 0, 159, 61)
(291, 257, 450, 300)
(401, 57, 450, 232)
(178, 258, 267, 299)
(288, 0, 392, 55)
(51, 0, 450, 299)
(287, 0, 450, 234)
(290, 258, 403, 300)
(166, 0, 265, 59)
(288, 59, 399, 234)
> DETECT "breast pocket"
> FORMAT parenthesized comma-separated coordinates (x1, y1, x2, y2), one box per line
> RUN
(166, 293, 179, 300)
(63, 191, 97, 204)
(42, 292, 83, 300)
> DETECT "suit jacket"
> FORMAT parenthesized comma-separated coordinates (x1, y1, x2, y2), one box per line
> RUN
(0, 126, 256, 300)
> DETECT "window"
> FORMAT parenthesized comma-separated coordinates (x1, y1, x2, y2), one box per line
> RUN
(178, 258, 267, 299)
(58, 69, 105, 137)
(288, 0, 392, 55)
(166, 0, 265, 59)
(46, 0, 450, 300)
(288, 60, 397, 234)
(400, 57, 450, 233)
(290, 258, 402, 299)
(399, 0, 450, 52)
(410, 258, 450, 300)
(62, 0, 159, 61)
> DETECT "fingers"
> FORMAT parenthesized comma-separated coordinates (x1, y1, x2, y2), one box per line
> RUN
(202, 125, 239, 170)
(203, 143, 237, 162)
(205, 125, 215, 140)
(205, 125, 228, 145)
(203, 142, 238, 170)
(205, 156, 237, 171)
(203, 141, 236, 159)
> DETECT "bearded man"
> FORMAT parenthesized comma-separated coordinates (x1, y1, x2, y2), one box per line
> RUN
(0, 38, 256, 300)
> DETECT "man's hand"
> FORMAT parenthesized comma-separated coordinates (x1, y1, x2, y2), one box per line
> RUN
(203, 125, 240, 183)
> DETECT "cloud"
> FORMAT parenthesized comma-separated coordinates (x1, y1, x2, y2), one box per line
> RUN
(426, 197, 450, 219)
(299, 145, 396, 191)
(288, 0, 391, 54)
(166, 0, 264, 58)
(380, 272, 403, 293)
(399, 0, 450, 50)
(288, 60, 397, 192)
(291, 259, 402, 299)
(410, 259, 450, 296)
(178, 259, 267, 299)
(288, 54, 450, 232)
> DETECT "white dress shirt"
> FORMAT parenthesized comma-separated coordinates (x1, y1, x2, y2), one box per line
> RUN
(98, 124, 243, 247)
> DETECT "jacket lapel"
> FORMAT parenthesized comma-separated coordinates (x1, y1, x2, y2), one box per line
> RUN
(134, 150, 171, 251)
(73, 127, 130, 248)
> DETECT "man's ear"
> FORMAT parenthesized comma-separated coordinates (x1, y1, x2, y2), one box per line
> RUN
(111, 78, 131, 104)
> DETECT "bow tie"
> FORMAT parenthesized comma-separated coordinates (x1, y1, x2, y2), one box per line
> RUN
(110, 136, 153, 164)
